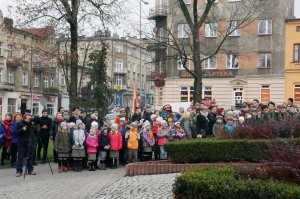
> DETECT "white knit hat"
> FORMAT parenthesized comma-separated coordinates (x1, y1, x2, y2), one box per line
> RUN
(111, 123, 118, 130)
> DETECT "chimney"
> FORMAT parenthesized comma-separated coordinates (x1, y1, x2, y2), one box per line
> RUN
(4, 17, 13, 28)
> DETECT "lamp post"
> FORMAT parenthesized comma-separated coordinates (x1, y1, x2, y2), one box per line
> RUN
(140, 0, 149, 108)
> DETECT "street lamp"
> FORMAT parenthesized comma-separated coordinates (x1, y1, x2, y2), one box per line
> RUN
(140, 0, 149, 108)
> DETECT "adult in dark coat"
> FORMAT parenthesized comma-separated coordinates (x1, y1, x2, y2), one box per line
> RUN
(196, 107, 210, 138)
(51, 113, 64, 163)
(68, 107, 83, 123)
(15, 114, 38, 176)
(131, 107, 142, 122)
(37, 109, 53, 163)
(142, 105, 153, 123)
(207, 106, 217, 137)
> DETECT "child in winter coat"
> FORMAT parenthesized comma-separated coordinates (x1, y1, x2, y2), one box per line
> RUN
(225, 117, 235, 135)
(86, 129, 99, 171)
(55, 122, 71, 173)
(125, 122, 140, 163)
(170, 122, 185, 141)
(108, 123, 122, 168)
(213, 116, 225, 137)
(98, 127, 110, 170)
(152, 117, 162, 160)
(142, 121, 155, 161)
(71, 120, 86, 172)
(157, 120, 171, 160)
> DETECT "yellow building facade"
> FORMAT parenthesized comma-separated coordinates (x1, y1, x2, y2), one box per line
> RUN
(285, 19, 300, 106)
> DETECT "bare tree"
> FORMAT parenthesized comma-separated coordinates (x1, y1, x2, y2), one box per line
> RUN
(14, 0, 123, 110)
(149, 0, 269, 104)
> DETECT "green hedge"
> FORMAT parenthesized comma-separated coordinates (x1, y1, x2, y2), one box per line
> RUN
(174, 167, 300, 199)
(164, 139, 274, 163)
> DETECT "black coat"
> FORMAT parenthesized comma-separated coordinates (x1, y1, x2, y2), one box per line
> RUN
(207, 113, 217, 136)
(14, 121, 38, 147)
(196, 114, 209, 137)
(39, 116, 53, 135)
(98, 133, 110, 151)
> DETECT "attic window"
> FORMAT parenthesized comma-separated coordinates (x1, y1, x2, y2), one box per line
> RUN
(296, 26, 300, 32)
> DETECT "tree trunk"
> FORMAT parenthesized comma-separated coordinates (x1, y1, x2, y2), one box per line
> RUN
(69, 21, 78, 110)
(192, 25, 202, 104)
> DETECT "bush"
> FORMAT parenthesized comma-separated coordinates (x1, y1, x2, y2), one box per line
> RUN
(220, 120, 300, 139)
(164, 138, 299, 164)
(174, 167, 300, 199)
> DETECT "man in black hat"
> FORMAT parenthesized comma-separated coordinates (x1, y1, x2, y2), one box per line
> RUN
(37, 109, 53, 164)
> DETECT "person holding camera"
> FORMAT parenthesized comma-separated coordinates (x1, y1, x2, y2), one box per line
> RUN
(37, 109, 53, 164)
(14, 114, 37, 177)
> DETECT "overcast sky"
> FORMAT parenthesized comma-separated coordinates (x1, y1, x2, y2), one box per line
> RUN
(0, 0, 299, 37)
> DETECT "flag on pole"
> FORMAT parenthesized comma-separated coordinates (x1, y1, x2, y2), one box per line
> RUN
(132, 81, 138, 114)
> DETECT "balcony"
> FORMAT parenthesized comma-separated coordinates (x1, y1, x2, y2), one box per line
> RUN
(113, 68, 127, 74)
(114, 84, 127, 91)
(148, 5, 167, 20)
(33, 61, 45, 72)
(146, 40, 167, 51)
(6, 57, 22, 68)
(146, 71, 166, 80)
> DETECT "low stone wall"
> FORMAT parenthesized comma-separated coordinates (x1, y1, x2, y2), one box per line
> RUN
(125, 161, 263, 176)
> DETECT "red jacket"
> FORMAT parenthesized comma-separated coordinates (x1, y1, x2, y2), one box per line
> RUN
(86, 135, 99, 154)
(108, 132, 122, 151)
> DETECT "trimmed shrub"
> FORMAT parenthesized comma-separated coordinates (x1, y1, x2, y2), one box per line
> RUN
(174, 167, 300, 199)
(164, 138, 298, 163)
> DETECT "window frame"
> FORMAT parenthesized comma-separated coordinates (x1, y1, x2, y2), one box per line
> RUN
(180, 86, 194, 102)
(44, 76, 49, 89)
(178, 24, 191, 39)
(204, 55, 217, 69)
(294, 85, 300, 102)
(257, 53, 271, 68)
(294, 43, 300, 63)
(8, 70, 14, 84)
(205, 23, 218, 37)
(226, 54, 240, 69)
(260, 85, 271, 103)
(203, 86, 212, 100)
(34, 75, 39, 87)
(228, 20, 240, 37)
(22, 72, 28, 86)
(258, 19, 272, 35)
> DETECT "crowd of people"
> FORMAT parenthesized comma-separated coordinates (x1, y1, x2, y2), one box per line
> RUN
(0, 97, 299, 177)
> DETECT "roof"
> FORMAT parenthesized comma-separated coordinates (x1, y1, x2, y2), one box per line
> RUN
(285, 18, 300, 23)
(22, 27, 53, 38)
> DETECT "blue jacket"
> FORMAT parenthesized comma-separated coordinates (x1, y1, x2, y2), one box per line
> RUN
(225, 124, 234, 134)
(0, 124, 6, 144)
(10, 121, 18, 144)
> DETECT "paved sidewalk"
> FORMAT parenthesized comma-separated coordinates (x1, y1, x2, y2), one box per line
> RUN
(90, 173, 179, 199)
(0, 163, 125, 199)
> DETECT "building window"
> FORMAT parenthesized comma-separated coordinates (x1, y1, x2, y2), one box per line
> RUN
(261, 85, 271, 103)
(32, 102, 39, 116)
(205, 23, 217, 37)
(7, 44, 13, 58)
(204, 55, 217, 69)
(296, 26, 300, 32)
(294, 85, 300, 102)
(294, 44, 300, 62)
(44, 76, 49, 88)
(0, 42, 3, 56)
(227, 54, 239, 69)
(60, 74, 66, 86)
(34, 75, 39, 87)
(178, 24, 191, 38)
(258, 53, 271, 68)
(203, 87, 212, 100)
(22, 72, 28, 86)
(0, 68, 2, 83)
(46, 104, 54, 116)
(116, 76, 122, 85)
(7, 98, 16, 113)
(258, 20, 272, 35)
(228, 21, 240, 36)
(178, 58, 190, 70)
(181, 87, 194, 102)
(116, 59, 123, 71)
(115, 45, 123, 53)
(50, 76, 55, 87)
(8, 70, 14, 84)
